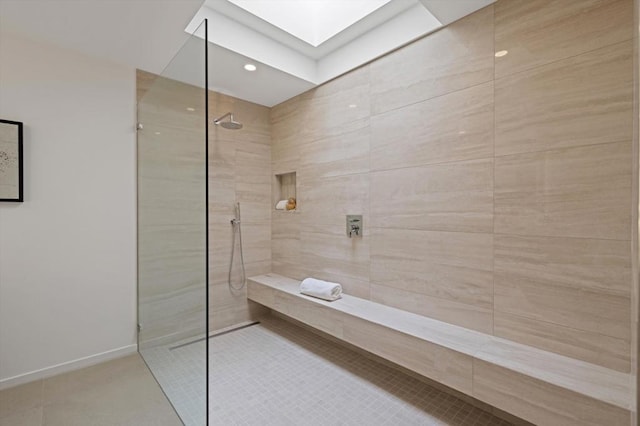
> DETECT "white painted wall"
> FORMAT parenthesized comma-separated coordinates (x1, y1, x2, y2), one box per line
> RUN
(0, 32, 137, 388)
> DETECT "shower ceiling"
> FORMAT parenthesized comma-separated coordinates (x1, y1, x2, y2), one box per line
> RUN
(0, 0, 495, 107)
(178, 0, 495, 105)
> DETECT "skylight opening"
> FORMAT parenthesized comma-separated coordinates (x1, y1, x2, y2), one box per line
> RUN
(228, 0, 392, 47)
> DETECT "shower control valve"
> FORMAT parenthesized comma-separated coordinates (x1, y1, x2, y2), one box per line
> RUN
(346, 215, 363, 238)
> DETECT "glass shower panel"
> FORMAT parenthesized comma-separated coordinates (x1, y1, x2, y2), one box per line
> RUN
(137, 20, 208, 426)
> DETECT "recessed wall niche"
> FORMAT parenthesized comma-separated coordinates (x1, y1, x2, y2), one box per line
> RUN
(274, 171, 296, 211)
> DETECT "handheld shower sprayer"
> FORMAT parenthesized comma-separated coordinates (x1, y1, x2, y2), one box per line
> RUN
(228, 203, 246, 290)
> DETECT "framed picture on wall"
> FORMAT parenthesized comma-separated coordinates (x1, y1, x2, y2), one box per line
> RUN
(0, 119, 24, 202)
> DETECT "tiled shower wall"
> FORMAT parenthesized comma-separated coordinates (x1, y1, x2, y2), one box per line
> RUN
(208, 93, 271, 331)
(270, 0, 634, 373)
(137, 70, 207, 347)
(137, 70, 271, 346)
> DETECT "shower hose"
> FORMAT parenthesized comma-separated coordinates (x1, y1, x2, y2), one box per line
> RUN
(228, 202, 246, 290)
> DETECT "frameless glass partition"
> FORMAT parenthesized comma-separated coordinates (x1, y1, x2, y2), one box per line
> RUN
(137, 20, 209, 426)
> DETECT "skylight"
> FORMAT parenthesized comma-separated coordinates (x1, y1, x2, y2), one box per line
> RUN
(228, 0, 392, 47)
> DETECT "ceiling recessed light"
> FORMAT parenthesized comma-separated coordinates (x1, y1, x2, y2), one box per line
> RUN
(495, 50, 508, 58)
(186, 107, 195, 112)
(155, 132, 161, 135)
(244, 63, 257, 72)
(348, 104, 357, 108)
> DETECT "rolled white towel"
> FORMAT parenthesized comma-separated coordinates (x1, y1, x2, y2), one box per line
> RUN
(275, 200, 287, 210)
(300, 278, 342, 301)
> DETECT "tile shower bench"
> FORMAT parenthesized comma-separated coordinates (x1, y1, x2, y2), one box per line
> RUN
(247, 274, 634, 426)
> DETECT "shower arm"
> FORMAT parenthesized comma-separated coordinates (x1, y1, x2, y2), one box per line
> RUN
(213, 112, 232, 124)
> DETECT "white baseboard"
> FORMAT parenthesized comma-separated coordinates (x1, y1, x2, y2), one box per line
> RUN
(0, 344, 138, 391)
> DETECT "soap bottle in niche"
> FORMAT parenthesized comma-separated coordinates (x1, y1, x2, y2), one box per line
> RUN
(286, 197, 296, 211)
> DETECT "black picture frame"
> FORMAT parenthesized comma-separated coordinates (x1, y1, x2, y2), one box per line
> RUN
(0, 119, 24, 202)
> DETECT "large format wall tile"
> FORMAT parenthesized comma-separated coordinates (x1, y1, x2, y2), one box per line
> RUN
(370, 284, 493, 334)
(371, 82, 493, 171)
(494, 312, 630, 373)
(493, 234, 632, 369)
(299, 121, 370, 180)
(236, 141, 272, 223)
(302, 66, 370, 143)
(494, 234, 631, 295)
(271, 212, 305, 281)
(494, 141, 632, 240)
(370, 159, 493, 233)
(298, 173, 369, 228)
(495, 0, 633, 79)
(494, 273, 630, 340)
(370, 6, 493, 115)
(300, 226, 371, 299)
(370, 258, 493, 309)
(209, 260, 270, 331)
(370, 228, 493, 332)
(271, 95, 306, 174)
(495, 41, 633, 156)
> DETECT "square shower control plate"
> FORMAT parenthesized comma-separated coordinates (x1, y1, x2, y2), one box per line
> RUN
(346, 215, 363, 237)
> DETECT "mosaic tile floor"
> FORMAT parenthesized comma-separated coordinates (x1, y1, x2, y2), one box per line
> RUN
(142, 316, 515, 426)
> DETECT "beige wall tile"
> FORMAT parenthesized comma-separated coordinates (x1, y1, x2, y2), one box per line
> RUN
(472, 359, 630, 426)
(300, 230, 370, 298)
(370, 261, 493, 309)
(237, 223, 271, 265)
(271, 212, 303, 279)
(235, 141, 271, 223)
(271, 95, 306, 175)
(235, 181, 271, 223)
(302, 66, 370, 143)
(299, 121, 370, 180)
(495, 234, 631, 295)
(494, 312, 630, 373)
(494, 141, 632, 240)
(138, 127, 205, 181)
(370, 159, 493, 233)
(370, 6, 493, 115)
(371, 227, 493, 273)
(495, 41, 633, 156)
(493, 234, 631, 370)
(298, 173, 369, 227)
(494, 274, 630, 340)
(343, 316, 474, 394)
(371, 82, 494, 171)
(272, 211, 300, 240)
(370, 284, 493, 334)
(209, 222, 233, 278)
(494, 0, 633, 79)
(370, 227, 493, 332)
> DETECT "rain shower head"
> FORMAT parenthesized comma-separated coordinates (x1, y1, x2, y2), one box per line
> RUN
(213, 112, 243, 130)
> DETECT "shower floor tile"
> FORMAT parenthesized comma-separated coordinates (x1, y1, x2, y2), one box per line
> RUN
(143, 315, 516, 426)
